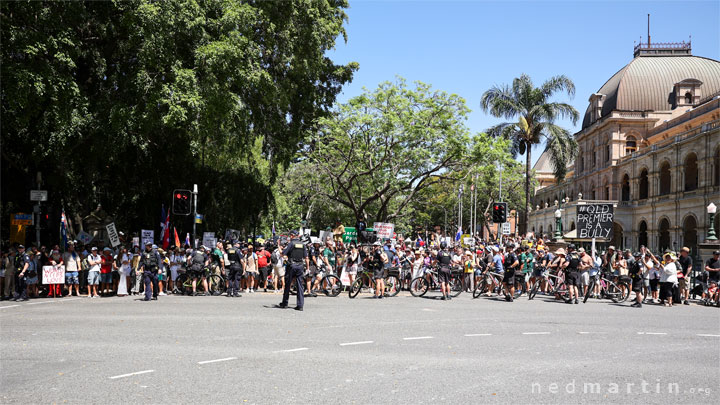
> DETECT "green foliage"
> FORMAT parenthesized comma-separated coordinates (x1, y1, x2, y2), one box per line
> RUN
(1, 0, 357, 240)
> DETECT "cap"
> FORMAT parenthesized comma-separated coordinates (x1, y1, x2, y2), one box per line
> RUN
(373, 241, 382, 246)
(491, 246, 500, 252)
(633, 252, 642, 258)
(290, 230, 299, 236)
(555, 248, 566, 256)
(577, 247, 585, 253)
(91, 247, 98, 251)
(119, 231, 125, 236)
(608, 245, 615, 250)
(681, 247, 690, 253)
(714, 250, 720, 255)
(103, 247, 111, 252)
(151, 244, 158, 249)
(145, 241, 152, 246)
(464, 250, 472, 255)
(17, 244, 25, 249)
(567, 243, 576, 250)
(624, 249, 631, 254)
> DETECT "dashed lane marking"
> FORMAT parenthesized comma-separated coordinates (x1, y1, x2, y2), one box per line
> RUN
(109, 370, 155, 379)
(198, 357, 237, 365)
(577, 332, 607, 334)
(522, 332, 551, 335)
(0, 305, 21, 309)
(339, 341, 374, 346)
(464, 334, 492, 337)
(26, 301, 53, 305)
(276, 348, 309, 353)
(403, 336, 434, 340)
(696, 334, 720, 337)
(637, 332, 667, 335)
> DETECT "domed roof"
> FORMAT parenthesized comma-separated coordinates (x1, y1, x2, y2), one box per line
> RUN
(581, 55, 720, 129)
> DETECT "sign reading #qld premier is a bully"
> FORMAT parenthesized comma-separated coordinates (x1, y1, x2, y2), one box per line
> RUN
(576, 203, 614, 240)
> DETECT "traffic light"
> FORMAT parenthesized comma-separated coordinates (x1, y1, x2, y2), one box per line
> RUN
(492, 202, 508, 223)
(172, 189, 192, 215)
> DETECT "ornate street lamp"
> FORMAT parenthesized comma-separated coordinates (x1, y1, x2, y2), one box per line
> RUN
(554, 209, 563, 240)
(708, 202, 717, 241)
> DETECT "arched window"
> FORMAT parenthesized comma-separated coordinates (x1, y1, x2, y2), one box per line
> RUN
(659, 162, 671, 195)
(611, 223, 624, 251)
(625, 136, 637, 155)
(685, 92, 692, 104)
(638, 221, 648, 248)
(683, 216, 697, 255)
(639, 169, 649, 199)
(659, 218, 671, 252)
(570, 221, 576, 231)
(605, 142, 611, 162)
(592, 150, 597, 167)
(590, 182, 596, 200)
(621, 174, 630, 201)
(715, 146, 720, 186)
(577, 150, 584, 172)
(684, 153, 698, 191)
(539, 225, 543, 236)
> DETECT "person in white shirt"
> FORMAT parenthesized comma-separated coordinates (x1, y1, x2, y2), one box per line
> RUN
(86, 247, 102, 298)
(63, 243, 82, 297)
(660, 252, 678, 307)
(168, 246, 181, 294)
(116, 247, 131, 296)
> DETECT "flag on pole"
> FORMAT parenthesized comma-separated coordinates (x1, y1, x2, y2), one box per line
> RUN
(60, 209, 68, 250)
(272, 222, 276, 238)
(161, 211, 170, 250)
(455, 226, 462, 242)
(185, 233, 191, 247)
(174, 227, 181, 248)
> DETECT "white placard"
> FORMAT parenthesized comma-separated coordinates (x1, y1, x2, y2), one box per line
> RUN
(141, 230, 154, 246)
(106, 222, 121, 247)
(42, 265, 65, 284)
(372, 222, 395, 239)
(202, 232, 216, 248)
(502, 222, 511, 235)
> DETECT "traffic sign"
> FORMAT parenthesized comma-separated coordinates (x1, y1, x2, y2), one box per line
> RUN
(11, 213, 33, 226)
(502, 222, 511, 235)
(30, 190, 48, 201)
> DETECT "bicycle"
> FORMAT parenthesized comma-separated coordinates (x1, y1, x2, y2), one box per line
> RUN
(174, 268, 226, 296)
(409, 266, 463, 298)
(472, 269, 523, 299)
(348, 266, 400, 298)
(583, 271, 629, 303)
(528, 269, 569, 301)
(311, 264, 342, 297)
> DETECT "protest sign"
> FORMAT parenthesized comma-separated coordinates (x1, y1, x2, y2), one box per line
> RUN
(42, 265, 64, 284)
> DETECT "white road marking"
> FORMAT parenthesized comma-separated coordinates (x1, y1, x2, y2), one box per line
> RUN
(577, 331, 606, 334)
(26, 301, 53, 305)
(198, 357, 237, 365)
(403, 336, 434, 340)
(0, 305, 21, 309)
(276, 348, 309, 353)
(637, 332, 667, 335)
(61, 298, 83, 302)
(339, 341, 374, 346)
(696, 334, 720, 337)
(109, 370, 155, 379)
(464, 334, 492, 337)
(522, 332, 551, 335)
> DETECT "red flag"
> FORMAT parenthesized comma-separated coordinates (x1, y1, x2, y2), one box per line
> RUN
(174, 227, 181, 248)
(162, 212, 170, 250)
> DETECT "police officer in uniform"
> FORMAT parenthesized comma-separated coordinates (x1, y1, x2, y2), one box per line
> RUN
(226, 242, 243, 298)
(276, 231, 309, 311)
(564, 243, 581, 304)
(435, 241, 453, 300)
(13, 245, 30, 301)
(139, 242, 162, 301)
(188, 246, 210, 295)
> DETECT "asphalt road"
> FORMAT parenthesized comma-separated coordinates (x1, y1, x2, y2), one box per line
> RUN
(1, 289, 718, 404)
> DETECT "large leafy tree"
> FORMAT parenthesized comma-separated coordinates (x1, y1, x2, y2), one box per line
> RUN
(1, 0, 357, 241)
(480, 74, 579, 233)
(300, 78, 470, 224)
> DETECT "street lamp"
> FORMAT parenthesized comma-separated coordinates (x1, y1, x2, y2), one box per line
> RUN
(554, 209, 563, 240)
(708, 202, 717, 241)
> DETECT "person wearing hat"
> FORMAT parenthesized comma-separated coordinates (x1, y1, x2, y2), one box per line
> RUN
(225, 242, 243, 298)
(12, 245, 31, 301)
(63, 243, 82, 297)
(628, 252, 645, 307)
(434, 240, 453, 300)
(602, 246, 617, 275)
(577, 247, 594, 298)
(138, 242, 162, 301)
(677, 247, 692, 305)
(548, 248, 566, 300)
(86, 247, 102, 298)
(277, 230, 309, 310)
(100, 247, 115, 296)
(188, 245, 210, 296)
(156, 248, 169, 296)
(703, 250, 720, 303)
(660, 252, 678, 306)
(561, 244, 581, 304)
(501, 245, 519, 302)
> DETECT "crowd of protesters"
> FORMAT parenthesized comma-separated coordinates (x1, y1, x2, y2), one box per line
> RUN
(2, 228, 719, 307)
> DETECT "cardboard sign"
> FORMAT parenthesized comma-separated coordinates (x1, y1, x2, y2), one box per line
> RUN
(42, 265, 65, 284)
(132, 237, 140, 247)
(319, 230, 332, 242)
(141, 230, 154, 246)
(202, 232, 216, 248)
(576, 203, 614, 240)
(106, 222, 121, 247)
(77, 230, 94, 245)
(502, 223, 511, 235)
(373, 222, 395, 240)
(340, 264, 351, 286)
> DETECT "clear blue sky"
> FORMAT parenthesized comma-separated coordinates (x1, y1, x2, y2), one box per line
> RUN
(328, 0, 720, 166)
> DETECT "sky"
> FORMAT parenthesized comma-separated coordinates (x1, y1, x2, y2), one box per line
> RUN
(328, 0, 720, 166)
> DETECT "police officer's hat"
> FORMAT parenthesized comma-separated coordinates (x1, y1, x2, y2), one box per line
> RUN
(567, 243, 576, 250)
(151, 244, 158, 249)
(17, 244, 25, 250)
(373, 241, 382, 246)
(633, 251, 642, 258)
(145, 241, 152, 246)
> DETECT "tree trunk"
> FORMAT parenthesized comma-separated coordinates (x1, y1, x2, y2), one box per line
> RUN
(523, 140, 531, 236)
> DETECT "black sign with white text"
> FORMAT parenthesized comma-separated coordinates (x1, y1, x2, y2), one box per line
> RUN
(576, 204, 614, 240)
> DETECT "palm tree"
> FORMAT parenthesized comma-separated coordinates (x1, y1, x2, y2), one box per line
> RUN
(481, 74, 579, 234)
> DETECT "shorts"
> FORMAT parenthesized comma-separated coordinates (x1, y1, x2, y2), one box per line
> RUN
(244, 271, 258, 279)
(158, 273, 165, 281)
(565, 272, 579, 287)
(347, 264, 358, 275)
(273, 265, 285, 278)
(632, 279, 643, 292)
(26, 274, 38, 285)
(532, 268, 544, 278)
(100, 273, 113, 284)
(65, 272, 79, 285)
(678, 278, 689, 291)
(438, 269, 451, 284)
(649, 278, 659, 292)
(170, 267, 179, 281)
(372, 268, 385, 280)
(88, 272, 100, 285)
(502, 271, 515, 284)
(474, 269, 484, 278)
(643, 278, 650, 287)
(579, 271, 590, 287)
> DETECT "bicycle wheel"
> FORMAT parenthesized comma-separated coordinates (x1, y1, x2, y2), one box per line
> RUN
(472, 278, 488, 299)
(175, 273, 188, 295)
(385, 275, 400, 297)
(528, 279, 541, 300)
(616, 281, 630, 302)
(208, 275, 225, 296)
(583, 278, 596, 303)
(321, 275, 342, 297)
(410, 277, 429, 297)
(449, 275, 463, 297)
(554, 282, 570, 302)
(349, 278, 363, 298)
(512, 278, 524, 299)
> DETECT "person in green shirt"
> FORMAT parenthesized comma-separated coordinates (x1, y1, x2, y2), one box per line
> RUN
(520, 246, 535, 293)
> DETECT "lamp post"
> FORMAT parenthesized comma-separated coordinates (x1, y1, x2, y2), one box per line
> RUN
(554, 209, 563, 240)
(708, 202, 717, 241)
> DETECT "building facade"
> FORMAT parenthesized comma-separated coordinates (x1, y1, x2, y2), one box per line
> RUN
(528, 41, 720, 256)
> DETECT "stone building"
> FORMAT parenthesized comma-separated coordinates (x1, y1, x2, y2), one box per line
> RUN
(528, 41, 720, 256)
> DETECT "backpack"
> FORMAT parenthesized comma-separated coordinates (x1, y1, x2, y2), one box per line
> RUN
(271, 250, 279, 265)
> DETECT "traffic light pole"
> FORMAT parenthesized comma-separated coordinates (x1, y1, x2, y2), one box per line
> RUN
(192, 184, 198, 249)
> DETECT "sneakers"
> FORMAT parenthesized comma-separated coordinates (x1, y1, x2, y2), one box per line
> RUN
(574, 299, 579, 304)
(683, 300, 689, 305)
(631, 302, 642, 308)
(234, 293, 242, 298)
(441, 296, 447, 301)
(158, 292, 166, 296)
(249, 289, 254, 293)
